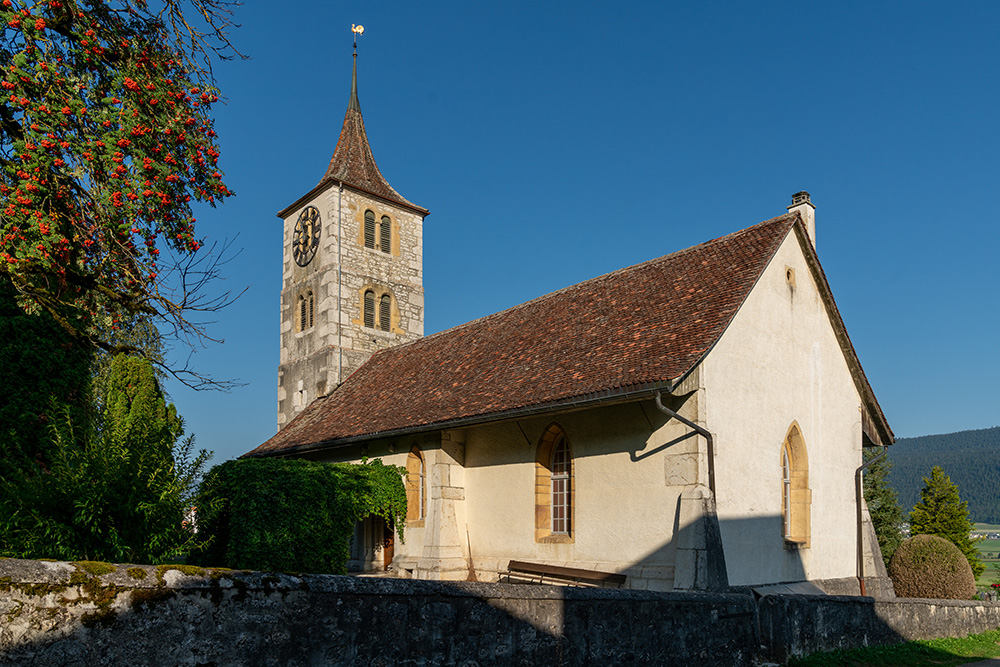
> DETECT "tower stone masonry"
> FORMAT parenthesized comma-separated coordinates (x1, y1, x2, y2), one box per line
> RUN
(275, 48, 428, 430)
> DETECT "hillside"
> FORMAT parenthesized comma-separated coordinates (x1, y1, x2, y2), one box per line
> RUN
(888, 426, 1000, 524)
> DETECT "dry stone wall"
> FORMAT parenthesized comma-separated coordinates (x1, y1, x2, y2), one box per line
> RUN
(4, 558, 1000, 665)
(0, 559, 757, 666)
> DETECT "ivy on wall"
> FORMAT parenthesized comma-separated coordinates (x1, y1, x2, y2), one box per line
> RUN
(192, 458, 407, 574)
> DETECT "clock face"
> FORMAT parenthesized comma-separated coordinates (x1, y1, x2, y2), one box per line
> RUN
(292, 206, 321, 267)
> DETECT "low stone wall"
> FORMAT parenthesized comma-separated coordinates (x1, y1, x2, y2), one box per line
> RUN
(759, 593, 1000, 663)
(0, 559, 758, 666)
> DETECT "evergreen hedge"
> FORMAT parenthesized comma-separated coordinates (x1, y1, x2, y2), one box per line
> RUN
(192, 458, 406, 574)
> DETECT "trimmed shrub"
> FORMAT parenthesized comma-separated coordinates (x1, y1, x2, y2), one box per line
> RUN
(888, 534, 976, 599)
(191, 458, 406, 574)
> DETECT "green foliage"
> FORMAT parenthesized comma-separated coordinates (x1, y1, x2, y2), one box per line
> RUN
(0, 276, 92, 464)
(909, 466, 984, 578)
(788, 628, 1000, 666)
(191, 458, 407, 574)
(890, 426, 1000, 524)
(0, 355, 211, 563)
(862, 449, 903, 566)
(0, 0, 235, 348)
(888, 534, 976, 599)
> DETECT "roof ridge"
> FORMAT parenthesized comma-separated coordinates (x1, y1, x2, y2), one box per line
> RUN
(390, 212, 799, 350)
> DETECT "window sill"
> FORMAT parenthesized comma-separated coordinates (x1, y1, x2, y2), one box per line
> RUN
(406, 519, 425, 528)
(536, 534, 574, 545)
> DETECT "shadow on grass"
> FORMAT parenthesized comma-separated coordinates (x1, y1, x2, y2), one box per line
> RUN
(788, 629, 1000, 667)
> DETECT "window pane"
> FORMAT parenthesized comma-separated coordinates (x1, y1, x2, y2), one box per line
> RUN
(551, 436, 571, 534)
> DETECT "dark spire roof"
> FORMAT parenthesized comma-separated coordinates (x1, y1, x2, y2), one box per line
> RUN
(320, 49, 425, 214)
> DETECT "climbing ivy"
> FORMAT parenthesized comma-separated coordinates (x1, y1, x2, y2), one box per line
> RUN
(191, 458, 407, 574)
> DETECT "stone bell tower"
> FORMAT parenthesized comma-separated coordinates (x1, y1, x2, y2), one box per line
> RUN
(275, 36, 428, 430)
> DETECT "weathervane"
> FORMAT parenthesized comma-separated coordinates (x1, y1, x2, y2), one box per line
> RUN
(352, 24, 364, 53)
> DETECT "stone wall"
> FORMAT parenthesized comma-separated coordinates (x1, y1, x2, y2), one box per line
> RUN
(759, 593, 1000, 663)
(0, 559, 757, 666)
(4, 558, 1000, 665)
(277, 183, 425, 430)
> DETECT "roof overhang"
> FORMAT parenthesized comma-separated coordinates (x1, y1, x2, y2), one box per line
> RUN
(243, 380, 683, 458)
(276, 177, 430, 220)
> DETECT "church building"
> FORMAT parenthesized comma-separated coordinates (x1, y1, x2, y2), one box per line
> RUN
(247, 45, 894, 595)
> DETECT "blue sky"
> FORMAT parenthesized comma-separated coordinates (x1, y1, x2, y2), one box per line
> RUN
(167, 1, 1000, 465)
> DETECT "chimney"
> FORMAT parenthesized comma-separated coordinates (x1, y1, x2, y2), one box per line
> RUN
(787, 191, 816, 248)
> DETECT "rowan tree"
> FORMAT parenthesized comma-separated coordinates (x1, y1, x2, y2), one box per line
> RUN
(910, 465, 984, 578)
(0, 0, 240, 384)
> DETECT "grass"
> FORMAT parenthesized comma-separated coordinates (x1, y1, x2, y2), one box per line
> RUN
(976, 537, 1000, 588)
(975, 524, 1000, 532)
(788, 629, 1000, 666)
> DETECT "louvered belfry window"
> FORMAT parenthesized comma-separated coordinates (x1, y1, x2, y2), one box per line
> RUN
(551, 435, 571, 535)
(379, 294, 391, 331)
(307, 291, 314, 329)
(363, 290, 375, 328)
(364, 210, 376, 249)
(297, 295, 306, 332)
(380, 216, 391, 253)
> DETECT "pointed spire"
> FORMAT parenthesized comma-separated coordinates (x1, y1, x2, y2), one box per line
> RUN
(320, 27, 425, 215)
(347, 42, 361, 113)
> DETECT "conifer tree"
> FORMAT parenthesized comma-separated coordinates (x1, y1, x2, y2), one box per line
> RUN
(0, 355, 210, 563)
(909, 466, 984, 578)
(863, 449, 903, 566)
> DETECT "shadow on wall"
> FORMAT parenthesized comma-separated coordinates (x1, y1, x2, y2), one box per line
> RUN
(0, 559, 762, 666)
(621, 507, 807, 592)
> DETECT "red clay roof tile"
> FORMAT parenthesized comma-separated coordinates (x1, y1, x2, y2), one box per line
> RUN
(247, 213, 803, 457)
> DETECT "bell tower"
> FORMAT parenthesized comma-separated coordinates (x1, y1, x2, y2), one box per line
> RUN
(275, 29, 428, 430)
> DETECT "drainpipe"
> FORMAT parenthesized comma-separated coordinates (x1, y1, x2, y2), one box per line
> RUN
(337, 183, 343, 386)
(654, 391, 716, 496)
(855, 444, 887, 596)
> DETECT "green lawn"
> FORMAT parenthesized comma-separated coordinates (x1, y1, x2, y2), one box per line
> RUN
(788, 629, 1000, 666)
(975, 524, 1000, 532)
(976, 537, 1000, 587)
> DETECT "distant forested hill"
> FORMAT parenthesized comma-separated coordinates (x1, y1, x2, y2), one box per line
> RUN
(887, 426, 1000, 524)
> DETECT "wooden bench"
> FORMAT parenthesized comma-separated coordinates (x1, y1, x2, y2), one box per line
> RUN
(499, 560, 627, 589)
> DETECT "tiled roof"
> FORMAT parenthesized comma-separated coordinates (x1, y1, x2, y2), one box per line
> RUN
(247, 214, 802, 457)
(318, 57, 426, 214)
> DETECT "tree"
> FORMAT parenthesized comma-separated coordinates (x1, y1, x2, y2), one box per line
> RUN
(0, 355, 210, 563)
(909, 465, 983, 578)
(0, 274, 92, 464)
(863, 448, 903, 567)
(0, 0, 241, 386)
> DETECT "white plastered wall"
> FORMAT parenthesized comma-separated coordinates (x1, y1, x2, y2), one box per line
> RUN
(461, 400, 702, 591)
(703, 229, 864, 586)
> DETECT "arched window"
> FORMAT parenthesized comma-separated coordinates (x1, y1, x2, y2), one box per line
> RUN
(363, 290, 375, 328)
(405, 446, 425, 523)
(781, 423, 811, 547)
(297, 294, 305, 333)
(379, 294, 391, 331)
(380, 215, 391, 253)
(534, 423, 573, 543)
(306, 291, 314, 329)
(364, 210, 376, 249)
(551, 436, 571, 535)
